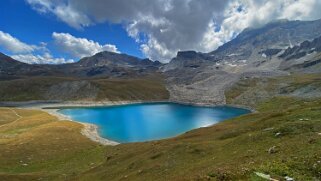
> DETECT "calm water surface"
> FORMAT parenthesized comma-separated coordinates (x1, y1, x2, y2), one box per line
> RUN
(59, 103, 250, 143)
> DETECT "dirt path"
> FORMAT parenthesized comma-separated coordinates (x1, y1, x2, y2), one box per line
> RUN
(0, 108, 23, 128)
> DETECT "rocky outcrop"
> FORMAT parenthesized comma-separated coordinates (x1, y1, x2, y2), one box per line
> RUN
(162, 51, 210, 71)
(279, 35, 321, 60)
(44, 80, 99, 101)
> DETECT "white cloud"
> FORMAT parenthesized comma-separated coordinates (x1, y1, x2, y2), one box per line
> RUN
(12, 53, 75, 64)
(0, 30, 75, 64)
(0, 30, 37, 53)
(26, 0, 321, 62)
(206, 0, 321, 54)
(26, 0, 91, 29)
(52, 32, 119, 58)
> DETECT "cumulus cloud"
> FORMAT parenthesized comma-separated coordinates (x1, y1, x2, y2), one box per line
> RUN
(0, 30, 74, 64)
(0, 30, 37, 53)
(27, 0, 321, 62)
(26, 0, 91, 29)
(52, 32, 119, 58)
(12, 53, 75, 64)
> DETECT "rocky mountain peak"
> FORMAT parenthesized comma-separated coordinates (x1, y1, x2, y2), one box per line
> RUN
(280, 35, 321, 60)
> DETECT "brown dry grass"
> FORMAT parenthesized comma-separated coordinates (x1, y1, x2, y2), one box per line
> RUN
(0, 108, 106, 180)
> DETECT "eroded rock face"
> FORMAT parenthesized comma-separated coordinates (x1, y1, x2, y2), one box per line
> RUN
(44, 81, 98, 101)
(280, 36, 321, 60)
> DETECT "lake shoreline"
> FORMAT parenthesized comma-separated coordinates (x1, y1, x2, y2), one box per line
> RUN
(0, 100, 254, 146)
(0, 100, 256, 112)
(35, 108, 119, 146)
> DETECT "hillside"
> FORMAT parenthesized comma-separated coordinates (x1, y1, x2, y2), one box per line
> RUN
(1, 73, 320, 180)
(0, 75, 169, 102)
(0, 108, 106, 180)
(225, 73, 321, 107)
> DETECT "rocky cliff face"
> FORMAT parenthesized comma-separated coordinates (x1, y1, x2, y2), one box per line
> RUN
(275, 35, 321, 74)
(280, 35, 321, 60)
(162, 51, 210, 71)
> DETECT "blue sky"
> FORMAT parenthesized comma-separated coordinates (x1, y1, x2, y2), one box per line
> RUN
(0, 0, 143, 63)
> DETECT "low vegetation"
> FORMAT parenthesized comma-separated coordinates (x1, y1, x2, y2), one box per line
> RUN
(0, 73, 320, 180)
(73, 97, 321, 181)
(0, 108, 106, 180)
(0, 75, 169, 102)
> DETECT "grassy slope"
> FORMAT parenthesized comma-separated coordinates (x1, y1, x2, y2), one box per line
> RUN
(0, 75, 169, 102)
(225, 73, 321, 107)
(0, 73, 320, 181)
(93, 76, 169, 101)
(0, 108, 106, 180)
(73, 97, 321, 181)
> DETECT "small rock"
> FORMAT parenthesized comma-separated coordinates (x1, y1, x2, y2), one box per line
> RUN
(22, 163, 28, 166)
(263, 127, 274, 131)
(275, 132, 282, 137)
(268, 146, 278, 154)
(255, 172, 271, 180)
(285, 176, 294, 181)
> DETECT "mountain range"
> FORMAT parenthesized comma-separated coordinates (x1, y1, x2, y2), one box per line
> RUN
(1, 19, 321, 104)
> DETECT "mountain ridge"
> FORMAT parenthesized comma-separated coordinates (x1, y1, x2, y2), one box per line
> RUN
(1, 19, 321, 104)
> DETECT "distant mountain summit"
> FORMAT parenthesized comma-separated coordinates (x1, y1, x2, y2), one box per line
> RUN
(66, 51, 162, 77)
(164, 19, 321, 71)
(0, 52, 27, 68)
(0, 53, 30, 76)
(210, 19, 321, 57)
(0, 51, 162, 78)
(77, 51, 158, 68)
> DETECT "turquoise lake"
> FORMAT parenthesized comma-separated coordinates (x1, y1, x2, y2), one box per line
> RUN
(59, 103, 250, 143)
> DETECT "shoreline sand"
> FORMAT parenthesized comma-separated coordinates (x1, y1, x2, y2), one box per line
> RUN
(43, 108, 119, 146)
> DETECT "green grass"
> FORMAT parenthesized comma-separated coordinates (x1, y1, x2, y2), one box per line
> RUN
(66, 97, 320, 181)
(0, 100, 320, 180)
